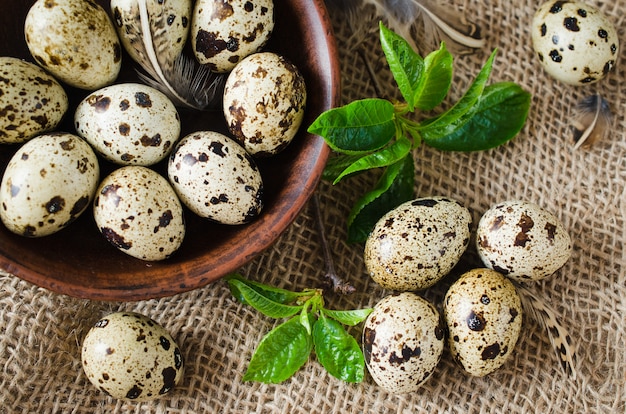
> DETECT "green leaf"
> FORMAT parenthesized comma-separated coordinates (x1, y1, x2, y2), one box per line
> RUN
(243, 317, 313, 383)
(322, 308, 373, 326)
(227, 278, 303, 319)
(418, 49, 497, 139)
(300, 306, 313, 335)
(379, 22, 424, 111)
(225, 273, 303, 305)
(414, 43, 454, 111)
(332, 136, 412, 184)
(307, 98, 396, 154)
(347, 154, 415, 243)
(424, 82, 531, 151)
(322, 153, 367, 182)
(312, 314, 365, 383)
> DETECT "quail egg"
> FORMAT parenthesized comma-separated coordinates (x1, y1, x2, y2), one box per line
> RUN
(75, 83, 181, 166)
(0, 57, 68, 145)
(81, 311, 184, 401)
(362, 292, 445, 394)
(24, 0, 122, 90)
(112, 0, 192, 68)
(444, 268, 523, 377)
(364, 197, 472, 291)
(93, 166, 185, 261)
(476, 200, 572, 282)
(0, 133, 99, 237)
(192, 0, 274, 73)
(223, 52, 306, 157)
(167, 131, 264, 225)
(531, 0, 619, 85)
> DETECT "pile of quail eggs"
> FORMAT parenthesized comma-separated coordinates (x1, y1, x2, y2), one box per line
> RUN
(362, 197, 572, 393)
(0, 0, 306, 262)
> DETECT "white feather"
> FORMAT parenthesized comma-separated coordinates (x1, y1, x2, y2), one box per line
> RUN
(326, 0, 485, 54)
(112, 0, 224, 110)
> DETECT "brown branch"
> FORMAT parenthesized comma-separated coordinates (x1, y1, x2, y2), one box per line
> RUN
(310, 192, 356, 295)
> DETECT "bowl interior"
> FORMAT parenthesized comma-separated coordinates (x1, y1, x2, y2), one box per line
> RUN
(0, 0, 338, 300)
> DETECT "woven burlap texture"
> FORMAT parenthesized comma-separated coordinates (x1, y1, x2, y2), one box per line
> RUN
(1, 0, 624, 412)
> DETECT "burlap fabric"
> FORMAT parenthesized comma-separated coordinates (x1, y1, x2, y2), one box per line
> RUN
(1, 0, 624, 412)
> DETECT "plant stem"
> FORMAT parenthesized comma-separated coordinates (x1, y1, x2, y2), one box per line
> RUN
(310, 191, 356, 295)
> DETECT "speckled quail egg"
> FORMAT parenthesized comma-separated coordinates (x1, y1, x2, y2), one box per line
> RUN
(0, 133, 99, 237)
(167, 131, 264, 225)
(81, 311, 184, 401)
(93, 166, 185, 261)
(223, 52, 306, 157)
(111, 0, 191, 67)
(75, 83, 181, 166)
(362, 292, 445, 394)
(476, 200, 572, 282)
(444, 268, 523, 377)
(0, 57, 68, 145)
(191, 0, 274, 73)
(531, 0, 619, 85)
(364, 197, 472, 291)
(24, 0, 122, 90)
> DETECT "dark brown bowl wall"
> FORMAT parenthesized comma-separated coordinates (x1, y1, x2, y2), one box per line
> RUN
(0, 0, 339, 300)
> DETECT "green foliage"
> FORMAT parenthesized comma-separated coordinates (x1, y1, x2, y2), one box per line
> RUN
(225, 274, 372, 384)
(308, 22, 531, 242)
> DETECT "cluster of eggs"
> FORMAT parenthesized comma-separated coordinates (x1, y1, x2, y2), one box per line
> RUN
(361, 197, 572, 393)
(0, 0, 306, 262)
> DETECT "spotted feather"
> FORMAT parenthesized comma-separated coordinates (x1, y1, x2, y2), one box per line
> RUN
(516, 283, 578, 378)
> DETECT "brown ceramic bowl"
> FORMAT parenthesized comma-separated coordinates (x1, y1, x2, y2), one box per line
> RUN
(0, 0, 339, 300)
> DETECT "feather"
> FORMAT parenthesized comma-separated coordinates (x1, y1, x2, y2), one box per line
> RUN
(516, 284, 578, 379)
(572, 94, 612, 150)
(111, 0, 224, 110)
(325, 0, 485, 54)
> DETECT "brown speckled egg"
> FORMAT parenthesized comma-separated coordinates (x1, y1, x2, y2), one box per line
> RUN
(364, 197, 472, 291)
(93, 166, 185, 261)
(223, 52, 306, 157)
(476, 200, 572, 282)
(75, 83, 181, 166)
(363, 292, 445, 393)
(81, 312, 184, 401)
(192, 0, 274, 73)
(24, 0, 122, 90)
(112, 0, 192, 68)
(531, 0, 619, 85)
(0, 133, 99, 237)
(0, 57, 68, 145)
(444, 268, 522, 377)
(167, 131, 263, 225)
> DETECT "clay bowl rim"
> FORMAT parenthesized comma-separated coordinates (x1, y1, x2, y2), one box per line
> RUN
(0, 0, 340, 301)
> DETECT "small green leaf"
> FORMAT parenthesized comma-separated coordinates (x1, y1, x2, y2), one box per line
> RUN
(300, 306, 313, 335)
(228, 278, 303, 319)
(313, 314, 365, 383)
(424, 82, 531, 151)
(418, 49, 497, 139)
(413, 43, 453, 111)
(243, 317, 313, 384)
(225, 273, 303, 305)
(333, 136, 412, 184)
(322, 308, 373, 326)
(308, 98, 396, 154)
(347, 154, 415, 243)
(379, 22, 424, 111)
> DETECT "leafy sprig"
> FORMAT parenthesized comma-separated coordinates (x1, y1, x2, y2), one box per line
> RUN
(225, 273, 372, 384)
(308, 22, 531, 243)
